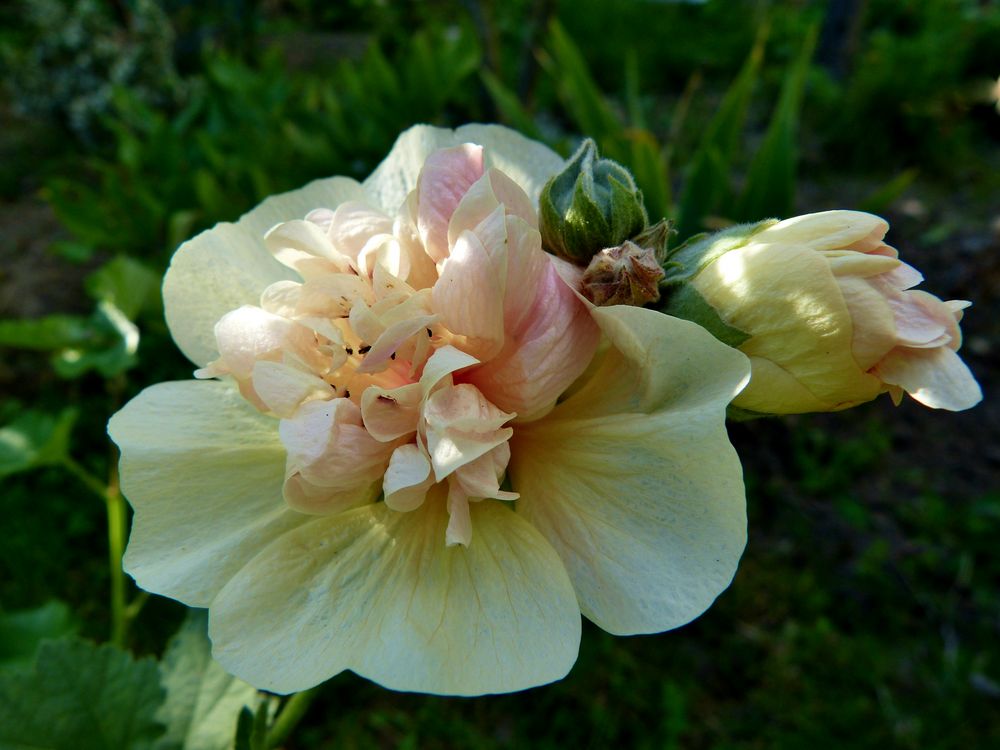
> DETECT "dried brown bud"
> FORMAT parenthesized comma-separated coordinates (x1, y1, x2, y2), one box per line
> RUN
(581, 240, 665, 307)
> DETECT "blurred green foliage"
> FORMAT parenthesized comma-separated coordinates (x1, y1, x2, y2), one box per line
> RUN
(1, 0, 998, 747)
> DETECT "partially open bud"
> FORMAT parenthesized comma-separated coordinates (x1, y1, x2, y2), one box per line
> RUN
(661, 211, 982, 415)
(540, 139, 648, 264)
(582, 241, 665, 307)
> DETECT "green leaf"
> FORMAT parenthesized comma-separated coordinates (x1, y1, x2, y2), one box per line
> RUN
(155, 611, 259, 750)
(0, 637, 166, 750)
(51, 301, 140, 379)
(0, 315, 94, 351)
(736, 24, 818, 221)
(479, 70, 542, 140)
(0, 601, 78, 674)
(232, 704, 269, 750)
(543, 20, 622, 143)
(86, 257, 162, 320)
(677, 27, 766, 239)
(859, 168, 919, 214)
(0, 408, 78, 478)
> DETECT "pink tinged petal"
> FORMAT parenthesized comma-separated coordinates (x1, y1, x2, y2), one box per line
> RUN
(204, 306, 296, 380)
(432, 230, 506, 360)
(265, 220, 351, 278)
(416, 144, 485, 263)
(356, 314, 439, 374)
(453, 444, 518, 502)
(357, 235, 411, 280)
(419, 345, 480, 397)
(109, 381, 309, 607)
(279, 399, 394, 512)
(881, 261, 924, 290)
(500, 216, 548, 333)
(445, 481, 473, 547)
(297, 274, 374, 318)
(304, 207, 335, 232)
(208, 498, 581, 696)
(260, 280, 302, 317)
(512, 306, 750, 635)
(164, 176, 366, 367)
(392, 208, 439, 290)
(422, 384, 514, 481)
(873, 346, 982, 411)
(836, 276, 897, 370)
(465, 260, 600, 420)
(360, 382, 423, 441)
(868, 278, 952, 348)
(326, 201, 393, 261)
(447, 169, 537, 250)
(383, 443, 433, 511)
(251, 360, 333, 418)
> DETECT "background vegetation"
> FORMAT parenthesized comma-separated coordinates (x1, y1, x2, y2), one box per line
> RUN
(1, 0, 998, 747)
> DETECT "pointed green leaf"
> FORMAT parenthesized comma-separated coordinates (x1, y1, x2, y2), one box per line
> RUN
(736, 24, 818, 221)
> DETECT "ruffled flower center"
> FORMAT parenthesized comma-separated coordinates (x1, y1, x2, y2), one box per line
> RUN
(196, 144, 599, 545)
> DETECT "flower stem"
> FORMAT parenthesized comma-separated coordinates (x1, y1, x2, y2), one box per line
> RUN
(267, 687, 320, 748)
(63, 455, 128, 648)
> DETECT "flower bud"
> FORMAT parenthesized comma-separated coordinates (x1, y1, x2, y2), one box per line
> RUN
(539, 139, 648, 264)
(661, 211, 982, 415)
(582, 240, 665, 307)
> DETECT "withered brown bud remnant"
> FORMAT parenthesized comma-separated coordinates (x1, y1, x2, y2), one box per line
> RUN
(581, 240, 665, 307)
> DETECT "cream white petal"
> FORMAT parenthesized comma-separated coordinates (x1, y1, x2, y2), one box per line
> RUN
(511, 306, 750, 635)
(108, 381, 308, 606)
(362, 124, 563, 215)
(164, 177, 367, 367)
(208, 497, 580, 696)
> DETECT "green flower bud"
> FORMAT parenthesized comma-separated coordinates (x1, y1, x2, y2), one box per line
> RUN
(539, 139, 648, 264)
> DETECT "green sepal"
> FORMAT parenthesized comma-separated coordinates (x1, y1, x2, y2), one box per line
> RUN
(663, 219, 778, 285)
(660, 282, 751, 349)
(725, 404, 777, 421)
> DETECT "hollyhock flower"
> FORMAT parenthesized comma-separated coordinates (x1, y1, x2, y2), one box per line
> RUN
(109, 125, 750, 696)
(663, 211, 982, 415)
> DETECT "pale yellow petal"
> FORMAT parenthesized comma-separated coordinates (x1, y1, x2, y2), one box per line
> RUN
(208, 497, 580, 695)
(694, 242, 882, 411)
(109, 381, 308, 606)
(512, 306, 749, 634)
(164, 177, 366, 366)
(758, 210, 888, 252)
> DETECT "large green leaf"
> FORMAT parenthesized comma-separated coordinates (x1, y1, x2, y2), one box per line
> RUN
(0, 601, 78, 674)
(155, 611, 260, 750)
(0, 638, 165, 750)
